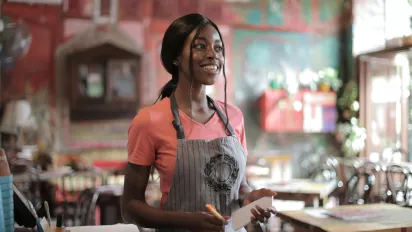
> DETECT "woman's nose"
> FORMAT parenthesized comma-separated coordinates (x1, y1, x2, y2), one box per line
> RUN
(206, 48, 218, 59)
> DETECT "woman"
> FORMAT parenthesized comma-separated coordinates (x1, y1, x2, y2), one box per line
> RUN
(122, 13, 276, 231)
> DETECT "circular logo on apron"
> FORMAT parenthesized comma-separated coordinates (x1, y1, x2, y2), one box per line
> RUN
(204, 154, 239, 194)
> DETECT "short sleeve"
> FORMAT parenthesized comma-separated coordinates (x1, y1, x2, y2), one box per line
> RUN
(127, 109, 156, 166)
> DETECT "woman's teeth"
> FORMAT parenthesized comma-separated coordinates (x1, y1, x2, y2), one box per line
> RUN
(203, 65, 218, 72)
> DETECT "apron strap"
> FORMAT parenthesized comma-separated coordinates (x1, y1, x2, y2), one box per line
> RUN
(170, 94, 235, 139)
(170, 94, 186, 139)
(207, 96, 235, 136)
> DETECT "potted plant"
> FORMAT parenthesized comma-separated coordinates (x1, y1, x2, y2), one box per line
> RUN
(318, 67, 342, 92)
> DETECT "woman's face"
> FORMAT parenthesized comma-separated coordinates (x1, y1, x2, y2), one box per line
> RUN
(177, 24, 224, 86)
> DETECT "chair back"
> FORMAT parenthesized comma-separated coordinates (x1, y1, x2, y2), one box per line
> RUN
(385, 163, 412, 206)
(74, 188, 100, 226)
(345, 161, 382, 204)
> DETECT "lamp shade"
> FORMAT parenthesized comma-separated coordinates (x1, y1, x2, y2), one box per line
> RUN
(0, 100, 37, 134)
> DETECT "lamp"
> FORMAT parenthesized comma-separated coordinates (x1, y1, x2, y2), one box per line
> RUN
(0, 99, 37, 135)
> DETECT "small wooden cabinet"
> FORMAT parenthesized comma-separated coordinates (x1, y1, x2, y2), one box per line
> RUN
(67, 43, 141, 120)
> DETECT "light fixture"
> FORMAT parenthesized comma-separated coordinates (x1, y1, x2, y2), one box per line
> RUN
(0, 99, 37, 135)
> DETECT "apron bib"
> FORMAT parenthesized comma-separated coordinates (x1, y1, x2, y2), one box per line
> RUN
(156, 95, 247, 232)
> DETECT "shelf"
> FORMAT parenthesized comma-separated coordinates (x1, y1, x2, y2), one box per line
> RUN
(260, 89, 337, 133)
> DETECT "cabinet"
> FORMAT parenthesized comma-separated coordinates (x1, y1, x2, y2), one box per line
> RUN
(67, 43, 141, 121)
(260, 89, 337, 133)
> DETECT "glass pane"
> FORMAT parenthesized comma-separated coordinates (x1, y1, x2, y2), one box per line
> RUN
(365, 56, 408, 162)
(369, 74, 401, 154)
(78, 64, 104, 98)
(107, 60, 136, 100)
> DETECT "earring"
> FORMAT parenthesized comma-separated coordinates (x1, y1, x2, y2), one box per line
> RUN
(173, 60, 179, 66)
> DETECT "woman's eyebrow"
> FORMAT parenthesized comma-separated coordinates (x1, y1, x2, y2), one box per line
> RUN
(195, 37, 222, 43)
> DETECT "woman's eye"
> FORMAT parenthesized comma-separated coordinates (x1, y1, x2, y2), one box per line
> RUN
(215, 46, 223, 52)
(193, 44, 206, 49)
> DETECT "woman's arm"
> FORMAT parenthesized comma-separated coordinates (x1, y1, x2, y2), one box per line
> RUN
(122, 162, 188, 229)
(122, 163, 226, 231)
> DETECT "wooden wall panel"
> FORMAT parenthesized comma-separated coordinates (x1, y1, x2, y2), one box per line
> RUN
(118, 0, 143, 21)
(64, 0, 94, 19)
(152, 0, 178, 20)
(177, 0, 200, 16)
(2, 3, 63, 104)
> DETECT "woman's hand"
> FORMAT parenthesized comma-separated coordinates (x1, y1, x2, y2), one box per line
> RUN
(242, 188, 277, 224)
(186, 212, 229, 232)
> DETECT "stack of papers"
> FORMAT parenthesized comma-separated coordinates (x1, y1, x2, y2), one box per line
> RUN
(324, 209, 384, 221)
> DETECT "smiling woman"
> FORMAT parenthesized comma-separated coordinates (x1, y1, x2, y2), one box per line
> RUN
(122, 13, 276, 232)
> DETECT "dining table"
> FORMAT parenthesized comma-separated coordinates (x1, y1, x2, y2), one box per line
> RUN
(277, 203, 412, 232)
(250, 178, 338, 208)
(15, 223, 140, 232)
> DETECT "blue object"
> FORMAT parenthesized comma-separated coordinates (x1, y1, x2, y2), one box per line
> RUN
(0, 190, 5, 232)
(2, 196, 12, 205)
(5, 225, 14, 232)
(1, 189, 13, 198)
(3, 202, 13, 212)
(36, 218, 44, 232)
(0, 182, 13, 190)
(0, 175, 12, 184)
(0, 175, 14, 232)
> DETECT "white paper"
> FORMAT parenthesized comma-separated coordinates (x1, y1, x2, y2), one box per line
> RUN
(231, 196, 273, 231)
(304, 209, 329, 218)
(39, 217, 53, 232)
(65, 224, 139, 232)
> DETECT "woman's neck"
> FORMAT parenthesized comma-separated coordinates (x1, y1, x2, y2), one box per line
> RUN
(174, 80, 208, 111)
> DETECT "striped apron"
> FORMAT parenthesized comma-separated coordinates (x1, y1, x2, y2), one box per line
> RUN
(157, 95, 247, 232)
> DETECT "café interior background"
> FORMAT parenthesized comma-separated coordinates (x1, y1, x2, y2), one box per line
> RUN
(2, 0, 412, 230)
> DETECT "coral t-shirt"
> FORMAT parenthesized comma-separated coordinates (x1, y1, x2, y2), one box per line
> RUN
(127, 97, 248, 207)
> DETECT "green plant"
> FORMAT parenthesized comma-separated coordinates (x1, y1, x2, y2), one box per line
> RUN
(318, 67, 342, 91)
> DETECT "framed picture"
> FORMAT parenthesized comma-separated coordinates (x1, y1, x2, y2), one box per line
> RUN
(77, 63, 105, 98)
(106, 60, 137, 100)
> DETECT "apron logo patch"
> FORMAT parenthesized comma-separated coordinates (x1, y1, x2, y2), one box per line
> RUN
(204, 154, 239, 194)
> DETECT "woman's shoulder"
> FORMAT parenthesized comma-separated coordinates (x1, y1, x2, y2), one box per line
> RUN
(214, 99, 243, 114)
(130, 97, 172, 128)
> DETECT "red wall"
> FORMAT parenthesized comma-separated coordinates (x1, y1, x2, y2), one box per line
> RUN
(1, 3, 63, 106)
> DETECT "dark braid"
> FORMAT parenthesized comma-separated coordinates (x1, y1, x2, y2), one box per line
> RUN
(209, 21, 230, 134)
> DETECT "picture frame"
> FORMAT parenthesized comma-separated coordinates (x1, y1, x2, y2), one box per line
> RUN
(106, 60, 137, 100)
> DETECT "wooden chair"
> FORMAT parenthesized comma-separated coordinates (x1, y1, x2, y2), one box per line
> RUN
(344, 160, 382, 205)
(74, 187, 100, 226)
(385, 163, 412, 207)
(55, 169, 105, 226)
